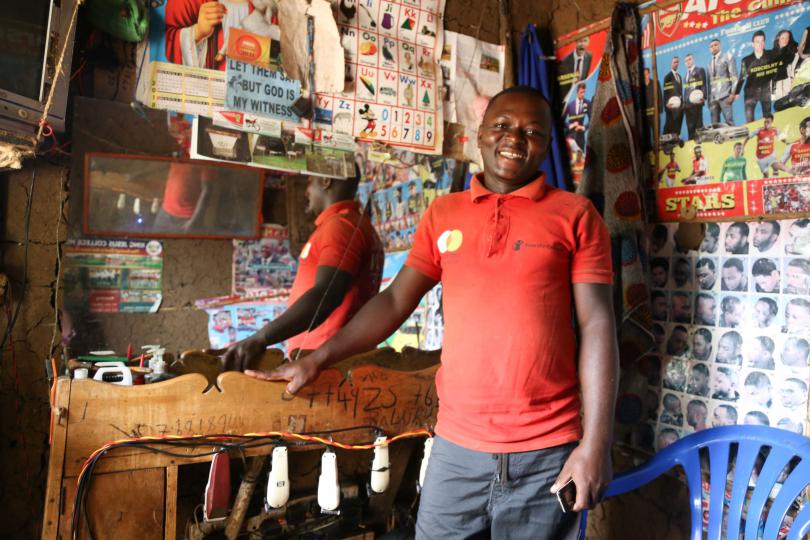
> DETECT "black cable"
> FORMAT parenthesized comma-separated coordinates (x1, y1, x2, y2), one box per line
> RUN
(0, 166, 35, 362)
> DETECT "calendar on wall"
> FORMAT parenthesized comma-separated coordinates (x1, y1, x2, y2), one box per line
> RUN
(312, 0, 446, 154)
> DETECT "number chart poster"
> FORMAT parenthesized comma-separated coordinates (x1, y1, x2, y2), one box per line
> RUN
(649, 0, 810, 221)
(312, 0, 446, 154)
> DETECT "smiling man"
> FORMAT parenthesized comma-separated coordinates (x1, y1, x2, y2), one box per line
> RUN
(248, 86, 619, 539)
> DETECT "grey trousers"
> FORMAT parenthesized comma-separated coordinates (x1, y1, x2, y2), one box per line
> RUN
(416, 436, 581, 540)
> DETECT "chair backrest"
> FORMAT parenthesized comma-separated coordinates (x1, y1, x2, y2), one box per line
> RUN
(580, 425, 810, 540)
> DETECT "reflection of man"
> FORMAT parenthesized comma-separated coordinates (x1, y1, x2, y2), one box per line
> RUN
(254, 87, 618, 533)
(751, 258, 780, 293)
(775, 117, 810, 176)
(663, 56, 684, 136)
(661, 394, 683, 426)
(720, 143, 747, 182)
(708, 39, 738, 125)
(719, 296, 743, 328)
(784, 298, 810, 334)
(785, 219, 810, 255)
(687, 363, 710, 397)
(692, 328, 712, 361)
(559, 36, 592, 102)
(153, 164, 213, 233)
(694, 293, 716, 326)
(781, 337, 810, 368)
(700, 223, 720, 253)
(712, 367, 739, 401)
(667, 325, 689, 356)
(671, 292, 691, 323)
(564, 83, 590, 152)
(222, 169, 384, 368)
(784, 258, 810, 294)
(754, 297, 778, 328)
(748, 336, 775, 370)
(730, 30, 776, 123)
(657, 428, 679, 450)
(651, 290, 668, 321)
(683, 53, 707, 140)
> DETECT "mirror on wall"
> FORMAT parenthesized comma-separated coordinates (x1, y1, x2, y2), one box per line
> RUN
(84, 153, 264, 239)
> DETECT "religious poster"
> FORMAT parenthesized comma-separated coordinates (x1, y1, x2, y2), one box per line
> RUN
(225, 58, 301, 121)
(636, 219, 810, 454)
(63, 238, 164, 314)
(311, 0, 447, 154)
(650, 0, 810, 221)
(232, 224, 297, 296)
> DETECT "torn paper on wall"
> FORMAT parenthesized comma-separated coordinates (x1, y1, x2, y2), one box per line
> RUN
(440, 31, 505, 164)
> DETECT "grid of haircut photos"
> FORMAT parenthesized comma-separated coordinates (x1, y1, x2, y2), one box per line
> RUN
(646, 218, 810, 452)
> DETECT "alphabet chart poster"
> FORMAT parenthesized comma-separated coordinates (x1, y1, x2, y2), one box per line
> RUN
(312, 0, 446, 154)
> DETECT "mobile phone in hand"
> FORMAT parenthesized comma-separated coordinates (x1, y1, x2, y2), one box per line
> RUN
(556, 478, 577, 513)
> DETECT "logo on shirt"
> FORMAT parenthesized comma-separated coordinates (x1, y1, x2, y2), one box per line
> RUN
(300, 242, 312, 259)
(437, 229, 463, 253)
(513, 240, 565, 252)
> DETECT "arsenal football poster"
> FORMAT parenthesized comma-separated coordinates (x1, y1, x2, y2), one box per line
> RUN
(649, 0, 810, 221)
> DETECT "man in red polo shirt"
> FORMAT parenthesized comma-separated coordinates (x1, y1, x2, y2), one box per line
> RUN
(222, 168, 383, 369)
(249, 86, 619, 538)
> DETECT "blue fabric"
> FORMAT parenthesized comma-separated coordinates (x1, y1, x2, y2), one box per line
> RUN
(518, 24, 568, 190)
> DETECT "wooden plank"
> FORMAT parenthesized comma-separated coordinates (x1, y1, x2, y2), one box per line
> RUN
(164, 466, 178, 540)
(62, 363, 439, 476)
(41, 377, 72, 540)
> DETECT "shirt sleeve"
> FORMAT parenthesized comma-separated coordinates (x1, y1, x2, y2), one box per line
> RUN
(314, 216, 366, 275)
(571, 200, 613, 284)
(404, 201, 442, 281)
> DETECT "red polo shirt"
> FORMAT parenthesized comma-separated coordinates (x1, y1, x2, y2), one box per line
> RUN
(287, 200, 383, 352)
(405, 174, 612, 452)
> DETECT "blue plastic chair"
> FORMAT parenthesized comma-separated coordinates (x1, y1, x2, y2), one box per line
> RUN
(580, 425, 810, 540)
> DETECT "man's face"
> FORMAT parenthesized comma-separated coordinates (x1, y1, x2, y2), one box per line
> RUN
(725, 227, 746, 252)
(478, 93, 550, 190)
(693, 333, 709, 357)
(672, 57, 680, 71)
(697, 264, 716, 289)
(577, 85, 586, 99)
(713, 372, 733, 395)
(643, 69, 651, 84)
(668, 330, 688, 355)
(785, 303, 810, 334)
(652, 296, 668, 319)
(754, 301, 775, 326)
(685, 55, 694, 69)
(778, 31, 790, 48)
(695, 148, 703, 158)
(753, 223, 777, 250)
(764, 117, 773, 129)
(710, 41, 720, 55)
(722, 267, 744, 290)
(780, 381, 806, 409)
(674, 262, 690, 287)
(687, 404, 706, 426)
(688, 369, 708, 392)
(782, 341, 809, 366)
(575, 36, 589, 54)
(697, 297, 716, 323)
(717, 336, 739, 362)
(734, 145, 743, 157)
(658, 432, 678, 449)
(753, 35, 765, 54)
(701, 233, 718, 253)
(672, 296, 690, 320)
(713, 407, 734, 427)
(754, 270, 780, 292)
(785, 264, 810, 292)
(652, 266, 668, 287)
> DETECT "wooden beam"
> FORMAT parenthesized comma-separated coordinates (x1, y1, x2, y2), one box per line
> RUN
(164, 466, 178, 540)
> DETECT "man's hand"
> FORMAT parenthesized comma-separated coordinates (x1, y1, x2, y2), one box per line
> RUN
(195, 1, 227, 42)
(726, 93, 737, 105)
(550, 444, 612, 512)
(221, 334, 268, 372)
(245, 354, 322, 394)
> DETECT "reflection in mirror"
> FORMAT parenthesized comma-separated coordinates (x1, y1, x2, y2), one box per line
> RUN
(85, 153, 263, 239)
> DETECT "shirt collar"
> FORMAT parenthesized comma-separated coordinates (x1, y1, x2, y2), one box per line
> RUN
(315, 199, 360, 226)
(470, 173, 547, 203)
